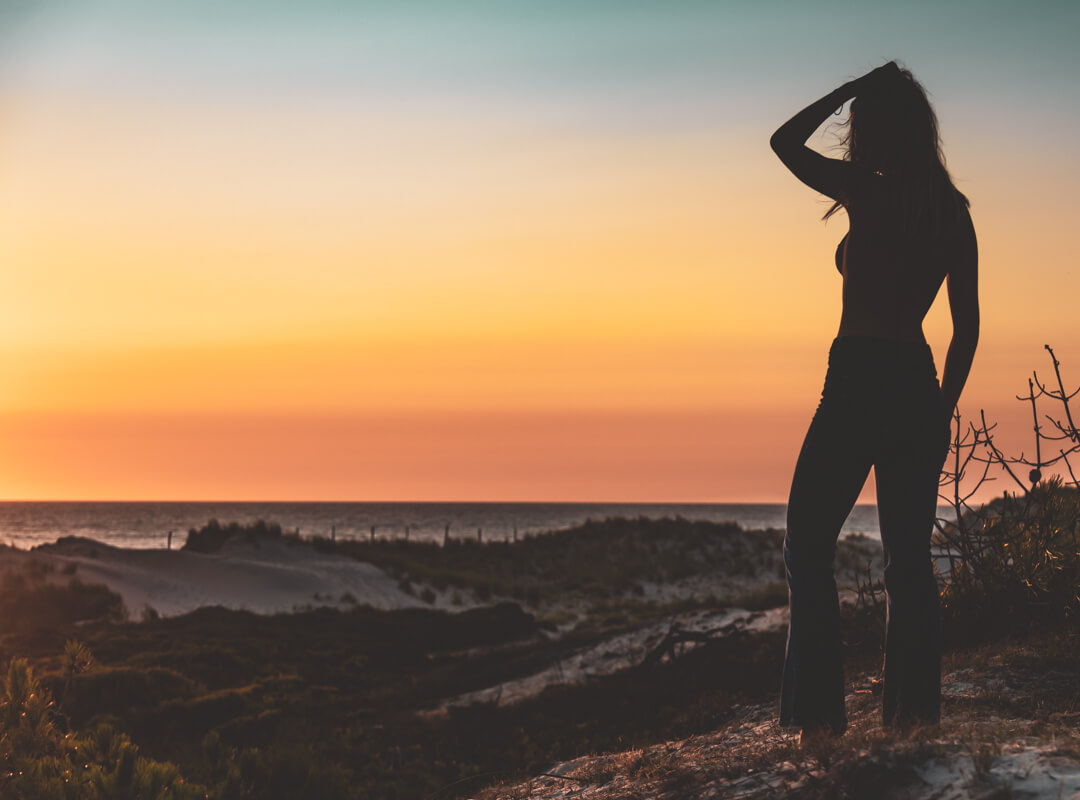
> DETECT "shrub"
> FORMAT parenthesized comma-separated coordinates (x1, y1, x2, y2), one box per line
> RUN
(0, 575, 125, 631)
(183, 519, 283, 553)
(938, 479, 1080, 641)
(0, 658, 208, 799)
(935, 346, 1080, 642)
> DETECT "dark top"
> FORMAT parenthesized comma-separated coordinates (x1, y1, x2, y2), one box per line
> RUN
(835, 233, 848, 274)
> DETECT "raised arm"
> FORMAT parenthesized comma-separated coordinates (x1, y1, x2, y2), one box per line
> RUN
(770, 63, 900, 203)
(940, 207, 980, 420)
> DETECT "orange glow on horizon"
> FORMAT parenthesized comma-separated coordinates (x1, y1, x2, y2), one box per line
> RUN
(0, 396, 1039, 504)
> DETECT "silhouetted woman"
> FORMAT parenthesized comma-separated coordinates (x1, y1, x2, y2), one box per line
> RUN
(770, 62, 978, 738)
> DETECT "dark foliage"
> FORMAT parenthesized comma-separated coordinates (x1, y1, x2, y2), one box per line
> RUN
(1, 585, 799, 800)
(934, 347, 1080, 645)
(305, 515, 792, 606)
(938, 479, 1080, 645)
(0, 571, 125, 633)
(183, 519, 284, 553)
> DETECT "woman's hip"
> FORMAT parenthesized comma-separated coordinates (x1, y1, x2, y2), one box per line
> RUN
(821, 336, 940, 399)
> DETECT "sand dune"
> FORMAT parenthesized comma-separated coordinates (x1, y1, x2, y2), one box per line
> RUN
(31, 536, 423, 618)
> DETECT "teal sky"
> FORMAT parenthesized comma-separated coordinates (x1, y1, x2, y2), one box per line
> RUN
(2, 2, 1076, 130)
(3, 2, 1076, 229)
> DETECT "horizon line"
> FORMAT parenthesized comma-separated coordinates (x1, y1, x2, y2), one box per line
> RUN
(0, 498, 888, 505)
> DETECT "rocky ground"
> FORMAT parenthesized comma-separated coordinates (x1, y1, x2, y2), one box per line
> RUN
(475, 632, 1080, 800)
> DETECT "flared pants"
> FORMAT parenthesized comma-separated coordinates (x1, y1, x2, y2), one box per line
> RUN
(779, 334, 950, 731)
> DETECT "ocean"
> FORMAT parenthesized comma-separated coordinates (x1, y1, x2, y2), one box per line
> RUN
(0, 501, 958, 551)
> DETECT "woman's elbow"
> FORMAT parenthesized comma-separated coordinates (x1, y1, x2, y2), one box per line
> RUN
(769, 131, 787, 156)
(770, 135, 798, 169)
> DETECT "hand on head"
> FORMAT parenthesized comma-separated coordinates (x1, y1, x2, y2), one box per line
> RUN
(865, 61, 902, 86)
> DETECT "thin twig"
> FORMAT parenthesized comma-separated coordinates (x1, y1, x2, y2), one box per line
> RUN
(1046, 344, 1080, 441)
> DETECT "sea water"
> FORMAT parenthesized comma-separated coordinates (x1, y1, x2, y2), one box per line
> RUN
(0, 501, 957, 550)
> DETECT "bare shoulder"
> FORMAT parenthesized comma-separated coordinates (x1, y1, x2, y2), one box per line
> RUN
(956, 198, 975, 236)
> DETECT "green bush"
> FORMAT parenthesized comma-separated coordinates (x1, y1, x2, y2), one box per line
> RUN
(0, 658, 208, 800)
(938, 478, 1080, 642)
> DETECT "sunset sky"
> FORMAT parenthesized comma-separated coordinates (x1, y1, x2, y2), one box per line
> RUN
(1, 1, 1077, 501)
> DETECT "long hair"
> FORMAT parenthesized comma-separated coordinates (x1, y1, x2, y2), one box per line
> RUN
(823, 65, 969, 236)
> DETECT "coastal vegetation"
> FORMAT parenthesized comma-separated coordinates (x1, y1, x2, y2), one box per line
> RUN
(191, 514, 790, 596)
(0, 517, 790, 798)
(0, 491, 1076, 798)
(180, 515, 876, 627)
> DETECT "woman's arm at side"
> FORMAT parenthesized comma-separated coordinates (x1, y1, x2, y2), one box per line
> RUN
(940, 209, 980, 419)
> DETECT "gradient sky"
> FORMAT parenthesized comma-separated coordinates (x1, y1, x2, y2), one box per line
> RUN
(0, 1, 1077, 501)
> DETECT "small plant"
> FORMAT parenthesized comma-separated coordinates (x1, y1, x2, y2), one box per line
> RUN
(58, 638, 94, 711)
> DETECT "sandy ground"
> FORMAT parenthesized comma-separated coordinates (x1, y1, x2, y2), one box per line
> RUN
(484, 670, 1080, 800)
(22, 536, 425, 617)
(440, 606, 790, 711)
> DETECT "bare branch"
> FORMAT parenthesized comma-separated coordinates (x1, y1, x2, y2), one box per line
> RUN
(980, 409, 1030, 494)
(1046, 344, 1080, 442)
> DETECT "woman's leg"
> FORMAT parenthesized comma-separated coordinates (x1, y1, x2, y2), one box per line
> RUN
(874, 384, 946, 727)
(780, 387, 873, 733)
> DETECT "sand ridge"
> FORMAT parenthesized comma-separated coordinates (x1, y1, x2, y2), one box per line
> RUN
(30, 536, 423, 618)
